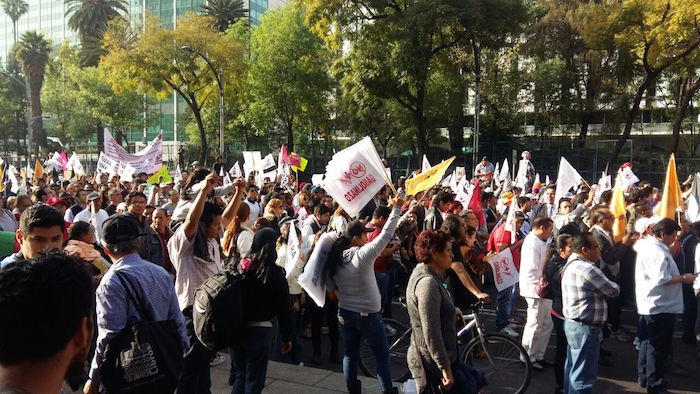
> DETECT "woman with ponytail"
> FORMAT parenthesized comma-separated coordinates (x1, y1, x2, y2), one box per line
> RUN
(230, 228, 292, 393)
(329, 194, 411, 394)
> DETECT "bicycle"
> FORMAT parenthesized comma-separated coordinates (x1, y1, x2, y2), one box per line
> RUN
(358, 301, 531, 394)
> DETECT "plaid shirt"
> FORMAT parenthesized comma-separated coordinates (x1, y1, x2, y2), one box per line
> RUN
(562, 254, 620, 326)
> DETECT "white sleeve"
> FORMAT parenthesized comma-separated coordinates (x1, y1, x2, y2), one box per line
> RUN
(168, 228, 193, 272)
(237, 230, 253, 257)
(694, 244, 700, 290)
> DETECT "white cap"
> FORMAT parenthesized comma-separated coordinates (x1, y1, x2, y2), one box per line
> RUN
(522, 151, 530, 158)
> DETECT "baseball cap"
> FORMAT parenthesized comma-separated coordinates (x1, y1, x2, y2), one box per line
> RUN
(311, 186, 322, 194)
(87, 192, 100, 201)
(102, 215, 146, 244)
(343, 220, 373, 239)
(299, 182, 307, 190)
(47, 196, 68, 207)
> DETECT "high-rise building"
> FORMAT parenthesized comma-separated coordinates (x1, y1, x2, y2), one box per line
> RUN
(0, 0, 285, 154)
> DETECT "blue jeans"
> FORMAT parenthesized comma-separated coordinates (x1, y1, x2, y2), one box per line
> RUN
(564, 320, 602, 394)
(496, 285, 514, 329)
(231, 326, 273, 394)
(338, 308, 392, 392)
(508, 282, 520, 317)
(375, 272, 391, 316)
(638, 313, 675, 391)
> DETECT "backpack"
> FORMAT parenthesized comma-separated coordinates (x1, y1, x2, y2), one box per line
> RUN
(193, 261, 247, 350)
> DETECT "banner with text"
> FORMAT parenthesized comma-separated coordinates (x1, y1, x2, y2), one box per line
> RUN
(489, 247, 519, 292)
(103, 129, 162, 174)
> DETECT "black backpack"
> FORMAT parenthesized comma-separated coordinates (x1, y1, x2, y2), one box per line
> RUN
(193, 261, 247, 350)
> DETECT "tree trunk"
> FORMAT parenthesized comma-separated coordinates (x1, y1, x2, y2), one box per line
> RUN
(192, 106, 208, 165)
(607, 76, 657, 169)
(671, 78, 700, 154)
(26, 70, 45, 154)
(286, 122, 294, 153)
(578, 112, 591, 146)
(447, 82, 465, 155)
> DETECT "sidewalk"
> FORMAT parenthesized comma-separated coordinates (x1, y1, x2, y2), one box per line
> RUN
(211, 357, 387, 393)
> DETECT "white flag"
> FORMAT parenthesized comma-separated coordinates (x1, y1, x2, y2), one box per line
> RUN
(554, 157, 583, 208)
(67, 152, 85, 176)
(298, 232, 338, 307)
(174, 164, 183, 182)
(499, 159, 510, 181)
(7, 165, 19, 194)
(261, 153, 276, 172)
(489, 247, 519, 292)
(545, 175, 551, 186)
(504, 194, 519, 243)
(219, 166, 225, 177)
(620, 166, 639, 188)
(229, 161, 242, 178)
(422, 155, 431, 172)
(286, 220, 301, 280)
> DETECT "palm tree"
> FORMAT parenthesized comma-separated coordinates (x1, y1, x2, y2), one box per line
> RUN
(65, 0, 127, 65)
(201, 0, 248, 32)
(15, 31, 51, 153)
(1, 0, 29, 44)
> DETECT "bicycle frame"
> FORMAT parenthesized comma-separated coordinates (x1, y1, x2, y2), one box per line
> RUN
(458, 311, 499, 367)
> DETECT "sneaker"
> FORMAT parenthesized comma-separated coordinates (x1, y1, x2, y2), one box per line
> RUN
(508, 315, 524, 325)
(530, 361, 544, 371)
(500, 326, 519, 338)
(508, 323, 520, 330)
(209, 353, 226, 367)
(611, 328, 633, 342)
(385, 324, 397, 337)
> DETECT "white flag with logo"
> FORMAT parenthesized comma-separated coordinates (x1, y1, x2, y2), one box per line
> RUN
(298, 231, 338, 307)
(499, 159, 510, 181)
(286, 220, 301, 279)
(229, 161, 242, 178)
(554, 157, 583, 208)
(489, 247, 519, 292)
(620, 166, 639, 188)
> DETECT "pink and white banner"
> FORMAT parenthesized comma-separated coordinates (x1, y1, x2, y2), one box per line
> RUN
(103, 129, 162, 174)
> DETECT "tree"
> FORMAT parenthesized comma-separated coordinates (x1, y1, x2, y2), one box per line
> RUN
(41, 42, 96, 146)
(201, 0, 248, 32)
(15, 31, 51, 153)
(65, 0, 127, 65)
(101, 13, 246, 164)
(247, 5, 331, 152)
(598, 0, 700, 168)
(1, 0, 28, 44)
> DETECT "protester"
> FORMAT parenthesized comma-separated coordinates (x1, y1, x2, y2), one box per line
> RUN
(230, 228, 293, 393)
(0, 194, 18, 232)
(0, 253, 94, 394)
(64, 221, 111, 276)
(245, 185, 261, 222)
(562, 233, 620, 393)
(406, 229, 487, 393)
(635, 218, 696, 392)
(73, 192, 109, 246)
(474, 156, 495, 182)
(275, 221, 306, 365)
(168, 172, 223, 393)
(424, 191, 453, 230)
(151, 207, 174, 275)
(123, 191, 163, 266)
(531, 185, 556, 219)
(85, 215, 188, 394)
(544, 234, 574, 393)
(104, 188, 122, 216)
(519, 216, 555, 371)
(328, 194, 406, 394)
(1, 204, 65, 267)
(65, 189, 88, 224)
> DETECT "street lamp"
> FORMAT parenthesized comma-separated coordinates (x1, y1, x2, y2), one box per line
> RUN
(0, 69, 32, 159)
(180, 46, 225, 163)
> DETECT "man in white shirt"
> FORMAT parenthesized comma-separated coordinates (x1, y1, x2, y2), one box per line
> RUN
(474, 156, 495, 182)
(168, 172, 223, 393)
(73, 192, 109, 246)
(519, 216, 554, 371)
(244, 185, 261, 222)
(635, 218, 696, 392)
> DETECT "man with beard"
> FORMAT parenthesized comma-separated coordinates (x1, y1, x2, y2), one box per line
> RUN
(0, 252, 94, 393)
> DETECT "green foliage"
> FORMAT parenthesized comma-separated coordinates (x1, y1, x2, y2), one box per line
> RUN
(1, 0, 28, 43)
(101, 13, 247, 164)
(247, 5, 332, 152)
(15, 31, 52, 152)
(201, 0, 249, 32)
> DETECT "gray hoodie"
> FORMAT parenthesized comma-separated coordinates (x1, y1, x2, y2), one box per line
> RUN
(333, 205, 403, 314)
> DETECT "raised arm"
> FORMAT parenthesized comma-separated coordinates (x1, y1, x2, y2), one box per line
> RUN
(221, 180, 247, 229)
(183, 172, 218, 241)
(354, 195, 405, 264)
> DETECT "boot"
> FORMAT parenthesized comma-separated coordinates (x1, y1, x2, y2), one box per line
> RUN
(347, 380, 361, 394)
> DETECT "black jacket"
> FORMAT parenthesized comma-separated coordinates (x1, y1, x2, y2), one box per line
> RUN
(423, 206, 443, 231)
(545, 253, 567, 317)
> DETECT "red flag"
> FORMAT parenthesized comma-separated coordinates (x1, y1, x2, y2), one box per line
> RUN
(280, 145, 291, 165)
(289, 153, 301, 168)
(468, 179, 485, 227)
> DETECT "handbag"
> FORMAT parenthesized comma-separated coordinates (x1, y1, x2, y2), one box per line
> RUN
(535, 275, 552, 299)
(100, 271, 183, 393)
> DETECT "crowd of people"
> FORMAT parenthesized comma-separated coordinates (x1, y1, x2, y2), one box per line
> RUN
(0, 151, 698, 394)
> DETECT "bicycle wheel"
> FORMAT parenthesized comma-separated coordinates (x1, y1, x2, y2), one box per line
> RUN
(358, 318, 412, 382)
(462, 333, 531, 394)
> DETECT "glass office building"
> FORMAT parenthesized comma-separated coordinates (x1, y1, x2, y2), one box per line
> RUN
(1, 0, 284, 149)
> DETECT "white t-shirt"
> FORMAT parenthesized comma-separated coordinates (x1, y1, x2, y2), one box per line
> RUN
(519, 232, 549, 298)
(635, 237, 683, 315)
(245, 199, 261, 222)
(168, 227, 222, 310)
(73, 208, 110, 245)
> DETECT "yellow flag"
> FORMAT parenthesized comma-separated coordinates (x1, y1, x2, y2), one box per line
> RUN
(0, 167, 4, 192)
(405, 156, 456, 197)
(33, 159, 44, 180)
(291, 153, 308, 172)
(64, 170, 72, 179)
(147, 165, 172, 185)
(610, 174, 626, 243)
(659, 153, 683, 220)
